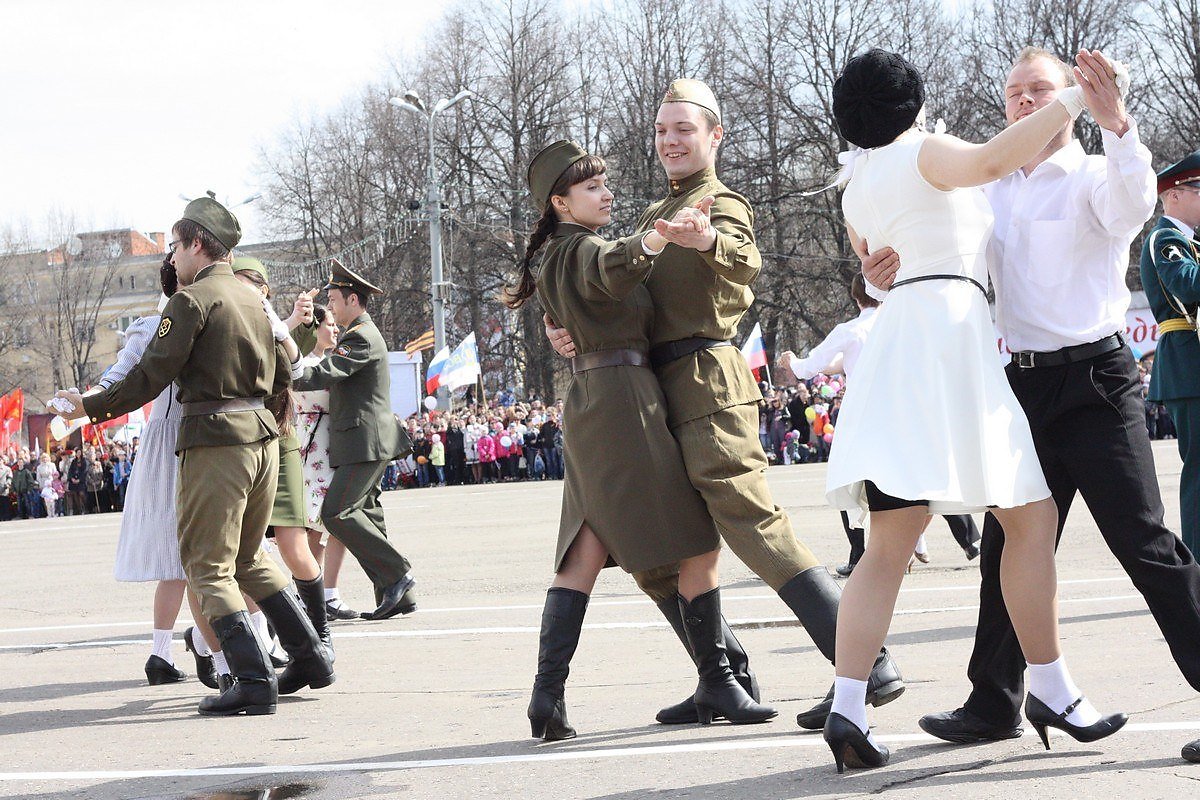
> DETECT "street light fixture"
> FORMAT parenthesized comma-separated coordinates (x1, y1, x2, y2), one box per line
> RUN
(390, 87, 474, 410)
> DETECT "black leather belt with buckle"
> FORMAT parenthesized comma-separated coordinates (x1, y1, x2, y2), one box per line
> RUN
(648, 337, 731, 369)
(1011, 332, 1125, 369)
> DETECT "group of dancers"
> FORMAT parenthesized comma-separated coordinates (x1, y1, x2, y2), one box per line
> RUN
(524, 47, 1200, 772)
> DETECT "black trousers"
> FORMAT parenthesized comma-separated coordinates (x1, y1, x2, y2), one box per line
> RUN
(964, 346, 1200, 724)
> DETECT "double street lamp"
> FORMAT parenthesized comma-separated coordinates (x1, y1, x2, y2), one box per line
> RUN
(390, 88, 474, 409)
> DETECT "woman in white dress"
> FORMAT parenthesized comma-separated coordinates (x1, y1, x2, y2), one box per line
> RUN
(296, 304, 359, 620)
(821, 49, 1125, 771)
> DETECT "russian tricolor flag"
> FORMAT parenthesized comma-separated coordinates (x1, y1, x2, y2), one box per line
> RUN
(425, 345, 450, 394)
(740, 322, 767, 373)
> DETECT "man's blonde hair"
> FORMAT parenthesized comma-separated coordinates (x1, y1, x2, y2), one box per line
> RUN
(1012, 46, 1076, 87)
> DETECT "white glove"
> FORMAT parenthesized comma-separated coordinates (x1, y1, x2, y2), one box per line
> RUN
(1111, 59, 1131, 98)
(1056, 86, 1087, 120)
(47, 397, 76, 414)
(261, 297, 290, 343)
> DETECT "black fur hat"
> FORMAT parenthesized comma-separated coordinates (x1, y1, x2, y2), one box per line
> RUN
(833, 49, 925, 149)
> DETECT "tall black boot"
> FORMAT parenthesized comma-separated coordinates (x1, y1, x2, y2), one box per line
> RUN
(197, 611, 277, 716)
(256, 589, 336, 696)
(654, 597, 760, 724)
(777, 566, 906, 730)
(528, 587, 588, 741)
(681, 588, 777, 725)
(294, 573, 334, 663)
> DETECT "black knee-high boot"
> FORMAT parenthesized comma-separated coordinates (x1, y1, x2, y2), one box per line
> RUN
(197, 611, 277, 716)
(294, 573, 334, 663)
(528, 587, 589, 741)
(654, 597, 760, 724)
(681, 588, 777, 724)
(256, 588, 336, 696)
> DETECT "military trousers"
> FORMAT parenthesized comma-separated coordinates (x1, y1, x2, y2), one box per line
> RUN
(633, 401, 820, 602)
(964, 346, 1200, 724)
(176, 438, 290, 621)
(1166, 397, 1200, 556)
(321, 459, 412, 595)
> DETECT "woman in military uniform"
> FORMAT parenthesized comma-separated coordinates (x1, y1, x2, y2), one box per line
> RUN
(505, 141, 776, 741)
(232, 256, 333, 672)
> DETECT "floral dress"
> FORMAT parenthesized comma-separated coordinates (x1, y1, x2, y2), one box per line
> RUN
(294, 352, 334, 533)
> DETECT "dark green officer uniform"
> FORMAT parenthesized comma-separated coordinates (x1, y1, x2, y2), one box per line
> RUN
(294, 261, 414, 609)
(1140, 204, 1200, 555)
(84, 259, 292, 621)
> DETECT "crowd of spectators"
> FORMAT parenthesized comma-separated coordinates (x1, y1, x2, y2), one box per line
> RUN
(0, 440, 138, 520)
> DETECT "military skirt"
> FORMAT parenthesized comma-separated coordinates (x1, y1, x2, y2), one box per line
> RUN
(270, 431, 307, 528)
(556, 363, 719, 573)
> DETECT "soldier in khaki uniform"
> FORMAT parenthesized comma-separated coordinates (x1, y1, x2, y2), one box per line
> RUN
(56, 197, 334, 716)
(547, 80, 902, 727)
(293, 260, 415, 621)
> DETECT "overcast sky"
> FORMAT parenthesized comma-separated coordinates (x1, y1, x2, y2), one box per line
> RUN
(0, 0, 443, 246)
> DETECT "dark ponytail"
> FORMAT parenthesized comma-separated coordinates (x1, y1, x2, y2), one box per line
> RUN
(503, 206, 557, 309)
(502, 153, 608, 310)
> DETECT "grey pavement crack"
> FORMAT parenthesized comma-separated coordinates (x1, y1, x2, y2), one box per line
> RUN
(869, 758, 996, 794)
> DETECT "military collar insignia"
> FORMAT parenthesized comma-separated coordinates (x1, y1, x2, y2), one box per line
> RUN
(668, 167, 718, 197)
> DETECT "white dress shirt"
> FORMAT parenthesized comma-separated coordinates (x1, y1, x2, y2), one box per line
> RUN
(789, 307, 877, 379)
(984, 122, 1156, 352)
(1163, 215, 1196, 240)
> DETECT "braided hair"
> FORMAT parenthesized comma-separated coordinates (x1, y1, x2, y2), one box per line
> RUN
(503, 154, 607, 309)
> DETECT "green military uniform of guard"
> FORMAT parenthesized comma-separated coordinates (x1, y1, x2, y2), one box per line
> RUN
(622, 79, 903, 727)
(293, 259, 417, 620)
(1140, 150, 1200, 556)
(58, 196, 334, 716)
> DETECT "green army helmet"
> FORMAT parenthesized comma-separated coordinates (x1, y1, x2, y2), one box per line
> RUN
(661, 78, 722, 125)
(181, 192, 242, 250)
(323, 257, 383, 296)
(527, 140, 589, 210)
(1157, 150, 1200, 196)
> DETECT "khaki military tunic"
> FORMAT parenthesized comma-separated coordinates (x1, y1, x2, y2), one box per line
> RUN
(537, 223, 719, 573)
(631, 168, 819, 597)
(83, 262, 292, 620)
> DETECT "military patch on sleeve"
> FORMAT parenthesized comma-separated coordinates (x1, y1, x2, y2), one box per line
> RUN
(157, 317, 172, 338)
(335, 344, 350, 356)
(1161, 242, 1186, 262)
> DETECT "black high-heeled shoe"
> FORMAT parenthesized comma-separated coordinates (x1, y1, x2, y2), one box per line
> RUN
(1024, 695, 1127, 750)
(823, 712, 889, 773)
(528, 690, 576, 741)
(144, 654, 186, 685)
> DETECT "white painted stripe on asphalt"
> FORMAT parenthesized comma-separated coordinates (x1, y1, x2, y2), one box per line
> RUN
(0, 577, 1133, 636)
(0, 720, 1197, 782)
(0, 594, 1145, 651)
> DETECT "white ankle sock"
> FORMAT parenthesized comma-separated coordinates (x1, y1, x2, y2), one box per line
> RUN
(212, 650, 230, 676)
(830, 676, 871, 735)
(324, 588, 340, 602)
(1027, 656, 1101, 726)
(151, 629, 174, 663)
(914, 534, 928, 556)
(189, 625, 212, 657)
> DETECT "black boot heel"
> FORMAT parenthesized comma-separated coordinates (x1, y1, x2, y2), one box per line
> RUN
(1024, 695, 1127, 750)
(696, 704, 715, 725)
(822, 712, 889, 773)
(528, 691, 576, 741)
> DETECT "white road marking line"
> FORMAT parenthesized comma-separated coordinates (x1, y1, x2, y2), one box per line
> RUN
(1, 720, 1197, 782)
(0, 594, 1145, 651)
(0, 577, 1132, 636)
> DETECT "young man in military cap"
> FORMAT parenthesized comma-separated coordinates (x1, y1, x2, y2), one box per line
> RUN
(546, 79, 902, 727)
(293, 259, 416, 621)
(1140, 151, 1200, 567)
(54, 196, 334, 716)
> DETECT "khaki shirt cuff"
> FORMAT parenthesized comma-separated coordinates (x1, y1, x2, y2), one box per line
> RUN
(698, 230, 758, 284)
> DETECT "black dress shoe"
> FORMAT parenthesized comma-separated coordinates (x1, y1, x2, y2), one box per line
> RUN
(835, 563, 855, 577)
(184, 626, 218, 690)
(145, 654, 186, 685)
(964, 542, 980, 560)
(1183, 738, 1200, 763)
(362, 574, 416, 620)
(918, 707, 1023, 743)
(326, 601, 360, 621)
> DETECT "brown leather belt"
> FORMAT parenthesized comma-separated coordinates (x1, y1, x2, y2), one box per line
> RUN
(181, 397, 267, 416)
(648, 337, 731, 369)
(571, 348, 650, 374)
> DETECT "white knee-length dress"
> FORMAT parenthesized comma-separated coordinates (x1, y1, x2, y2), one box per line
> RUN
(111, 314, 187, 582)
(826, 132, 1050, 514)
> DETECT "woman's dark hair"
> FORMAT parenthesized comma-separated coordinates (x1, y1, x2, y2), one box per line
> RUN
(172, 218, 230, 261)
(234, 268, 271, 299)
(313, 304, 328, 325)
(503, 154, 607, 309)
(160, 256, 178, 297)
(849, 273, 879, 309)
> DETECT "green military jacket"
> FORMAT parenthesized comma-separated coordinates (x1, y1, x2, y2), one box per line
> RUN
(293, 312, 411, 467)
(635, 166, 764, 427)
(1139, 216, 1200, 401)
(84, 263, 286, 452)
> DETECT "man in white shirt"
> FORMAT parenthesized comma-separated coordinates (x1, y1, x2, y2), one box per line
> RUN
(864, 47, 1200, 762)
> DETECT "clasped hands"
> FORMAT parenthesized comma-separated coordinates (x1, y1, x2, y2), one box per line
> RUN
(652, 195, 717, 251)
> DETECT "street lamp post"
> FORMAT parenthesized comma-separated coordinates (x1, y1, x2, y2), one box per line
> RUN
(391, 88, 473, 409)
